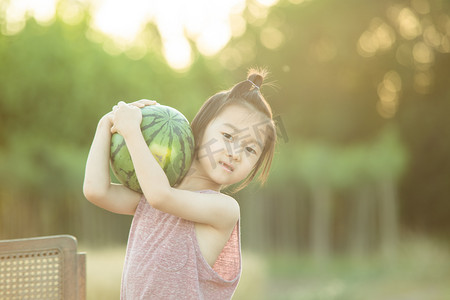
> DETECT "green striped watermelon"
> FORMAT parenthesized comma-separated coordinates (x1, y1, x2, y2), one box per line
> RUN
(110, 104, 194, 193)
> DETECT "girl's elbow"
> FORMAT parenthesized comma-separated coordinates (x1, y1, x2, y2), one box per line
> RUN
(83, 182, 106, 203)
(83, 187, 98, 203)
(145, 187, 171, 209)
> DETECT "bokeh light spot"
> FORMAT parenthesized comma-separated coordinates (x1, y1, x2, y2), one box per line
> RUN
(377, 70, 401, 119)
(260, 26, 285, 50)
(163, 37, 193, 71)
(397, 7, 422, 40)
(413, 41, 434, 64)
(357, 18, 395, 57)
(414, 70, 433, 94)
(58, 1, 85, 26)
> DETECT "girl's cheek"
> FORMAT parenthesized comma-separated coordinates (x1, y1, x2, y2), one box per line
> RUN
(209, 140, 225, 156)
(199, 134, 223, 155)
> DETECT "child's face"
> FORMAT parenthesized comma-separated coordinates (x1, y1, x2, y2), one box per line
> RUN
(196, 103, 267, 187)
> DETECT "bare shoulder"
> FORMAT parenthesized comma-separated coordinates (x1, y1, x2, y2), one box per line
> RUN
(216, 192, 241, 227)
(188, 191, 240, 230)
(157, 188, 240, 230)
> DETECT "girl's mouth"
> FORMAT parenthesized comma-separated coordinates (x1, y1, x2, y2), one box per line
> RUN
(219, 161, 234, 172)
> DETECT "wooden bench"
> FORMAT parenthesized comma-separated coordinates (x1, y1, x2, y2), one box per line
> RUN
(0, 235, 86, 300)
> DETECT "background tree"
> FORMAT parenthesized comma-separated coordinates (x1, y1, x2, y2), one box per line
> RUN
(0, 0, 449, 250)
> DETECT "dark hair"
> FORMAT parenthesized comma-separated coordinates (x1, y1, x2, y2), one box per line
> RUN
(191, 68, 277, 192)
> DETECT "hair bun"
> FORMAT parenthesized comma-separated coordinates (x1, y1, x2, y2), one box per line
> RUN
(247, 67, 268, 88)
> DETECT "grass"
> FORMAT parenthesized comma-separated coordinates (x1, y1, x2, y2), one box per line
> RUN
(264, 236, 450, 300)
(80, 235, 450, 300)
(80, 245, 126, 300)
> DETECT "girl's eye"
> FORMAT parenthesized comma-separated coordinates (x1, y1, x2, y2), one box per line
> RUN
(222, 132, 233, 141)
(246, 146, 256, 155)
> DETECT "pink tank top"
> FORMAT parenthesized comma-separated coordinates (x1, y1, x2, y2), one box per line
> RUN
(121, 192, 241, 299)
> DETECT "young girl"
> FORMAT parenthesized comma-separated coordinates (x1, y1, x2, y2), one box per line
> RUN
(83, 69, 277, 299)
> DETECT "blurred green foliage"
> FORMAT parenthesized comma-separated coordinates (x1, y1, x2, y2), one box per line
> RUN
(0, 15, 230, 243)
(0, 0, 449, 252)
(232, 0, 450, 244)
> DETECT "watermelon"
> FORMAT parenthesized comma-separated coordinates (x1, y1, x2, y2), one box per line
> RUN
(110, 104, 195, 193)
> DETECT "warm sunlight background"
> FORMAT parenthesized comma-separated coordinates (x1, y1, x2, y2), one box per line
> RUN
(1, 0, 280, 69)
(2, 0, 450, 299)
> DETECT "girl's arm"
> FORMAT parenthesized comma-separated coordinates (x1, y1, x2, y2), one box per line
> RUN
(112, 102, 240, 230)
(83, 112, 141, 215)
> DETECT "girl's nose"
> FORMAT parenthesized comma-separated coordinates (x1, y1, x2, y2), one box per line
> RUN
(227, 147, 241, 161)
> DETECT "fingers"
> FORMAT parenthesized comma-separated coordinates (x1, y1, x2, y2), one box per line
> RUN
(130, 99, 158, 108)
(117, 101, 127, 109)
(112, 99, 158, 113)
(112, 101, 129, 112)
(110, 124, 117, 134)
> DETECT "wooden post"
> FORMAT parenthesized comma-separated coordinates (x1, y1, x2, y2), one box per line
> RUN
(78, 252, 87, 300)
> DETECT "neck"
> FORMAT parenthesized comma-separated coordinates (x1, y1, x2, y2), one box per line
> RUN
(176, 160, 222, 192)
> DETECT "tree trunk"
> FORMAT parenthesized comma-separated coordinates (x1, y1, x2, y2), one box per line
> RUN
(278, 190, 297, 252)
(310, 185, 333, 261)
(350, 184, 372, 258)
(379, 179, 398, 260)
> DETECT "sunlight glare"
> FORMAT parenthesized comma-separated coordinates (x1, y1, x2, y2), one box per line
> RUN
(2, 0, 278, 70)
(2, 0, 56, 35)
(150, 0, 247, 69)
(3, 4, 25, 35)
(58, 0, 85, 25)
(163, 37, 192, 71)
(31, 0, 56, 25)
(256, 0, 279, 7)
(196, 23, 232, 56)
(92, 0, 152, 45)
(247, 2, 270, 23)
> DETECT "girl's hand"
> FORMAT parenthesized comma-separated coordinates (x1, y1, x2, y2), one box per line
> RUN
(129, 99, 158, 108)
(111, 101, 142, 137)
(110, 99, 158, 137)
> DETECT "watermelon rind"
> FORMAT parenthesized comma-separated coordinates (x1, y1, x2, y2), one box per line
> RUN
(110, 105, 194, 193)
